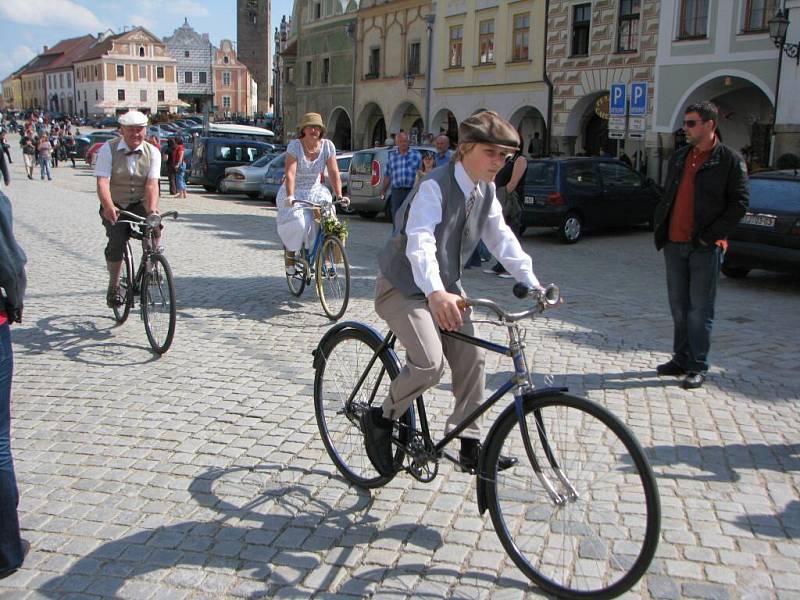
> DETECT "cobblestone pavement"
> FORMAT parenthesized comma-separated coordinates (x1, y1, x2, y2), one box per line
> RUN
(1, 138, 799, 599)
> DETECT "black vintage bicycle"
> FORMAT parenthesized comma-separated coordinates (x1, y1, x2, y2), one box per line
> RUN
(112, 210, 178, 354)
(312, 284, 661, 599)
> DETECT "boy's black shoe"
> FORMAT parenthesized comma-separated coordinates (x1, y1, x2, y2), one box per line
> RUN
(459, 438, 518, 473)
(682, 372, 705, 389)
(360, 407, 395, 477)
(656, 360, 686, 376)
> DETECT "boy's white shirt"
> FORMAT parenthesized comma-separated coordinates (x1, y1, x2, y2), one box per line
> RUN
(405, 161, 541, 296)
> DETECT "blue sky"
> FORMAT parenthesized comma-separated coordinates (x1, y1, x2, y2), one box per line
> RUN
(0, 0, 294, 82)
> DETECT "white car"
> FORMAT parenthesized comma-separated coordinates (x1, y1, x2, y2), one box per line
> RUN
(219, 152, 281, 198)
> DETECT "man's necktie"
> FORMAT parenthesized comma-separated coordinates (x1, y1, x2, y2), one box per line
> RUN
(466, 187, 478, 218)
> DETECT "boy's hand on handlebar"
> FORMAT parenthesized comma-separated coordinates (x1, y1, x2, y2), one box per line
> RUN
(428, 290, 464, 331)
(102, 205, 119, 224)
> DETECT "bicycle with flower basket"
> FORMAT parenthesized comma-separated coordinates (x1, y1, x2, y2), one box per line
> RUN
(286, 196, 351, 320)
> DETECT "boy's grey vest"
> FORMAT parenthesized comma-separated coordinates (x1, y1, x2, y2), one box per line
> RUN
(108, 138, 157, 208)
(378, 162, 493, 298)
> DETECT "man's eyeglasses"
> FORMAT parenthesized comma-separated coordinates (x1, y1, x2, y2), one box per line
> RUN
(683, 119, 706, 129)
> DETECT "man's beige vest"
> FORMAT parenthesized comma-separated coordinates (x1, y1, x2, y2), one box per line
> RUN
(108, 138, 156, 208)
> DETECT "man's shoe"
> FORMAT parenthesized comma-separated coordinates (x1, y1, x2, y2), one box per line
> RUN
(360, 407, 395, 477)
(682, 372, 705, 389)
(459, 438, 518, 473)
(656, 360, 686, 377)
(106, 287, 124, 308)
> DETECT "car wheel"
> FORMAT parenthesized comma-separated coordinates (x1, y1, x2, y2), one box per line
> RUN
(558, 212, 583, 244)
(203, 185, 215, 192)
(358, 211, 378, 219)
(721, 263, 750, 278)
(247, 192, 260, 199)
(215, 178, 225, 193)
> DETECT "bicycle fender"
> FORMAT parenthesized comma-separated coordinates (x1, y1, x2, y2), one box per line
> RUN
(475, 387, 569, 515)
(311, 321, 392, 370)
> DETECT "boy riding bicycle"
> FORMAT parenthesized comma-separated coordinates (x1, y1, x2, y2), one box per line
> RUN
(362, 111, 545, 476)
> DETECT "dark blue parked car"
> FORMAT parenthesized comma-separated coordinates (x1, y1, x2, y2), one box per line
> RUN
(519, 157, 661, 243)
(722, 170, 800, 278)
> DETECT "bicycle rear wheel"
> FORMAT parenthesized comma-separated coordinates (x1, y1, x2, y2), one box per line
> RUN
(316, 236, 350, 320)
(484, 393, 660, 599)
(286, 251, 308, 297)
(141, 253, 176, 354)
(313, 324, 412, 488)
(112, 242, 134, 324)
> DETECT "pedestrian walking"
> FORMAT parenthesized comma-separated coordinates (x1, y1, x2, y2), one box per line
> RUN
(0, 146, 9, 188)
(37, 136, 52, 181)
(653, 101, 748, 389)
(527, 132, 543, 158)
(0, 188, 29, 579)
(20, 138, 35, 180)
(173, 137, 187, 199)
(63, 135, 77, 168)
(0, 133, 11, 165)
(165, 138, 176, 196)
(434, 135, 452, 167)
(380, 132, 421, 225)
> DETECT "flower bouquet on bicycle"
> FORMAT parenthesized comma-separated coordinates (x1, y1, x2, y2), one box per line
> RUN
(283, 188, 352, 321)
(312, 112, 660, 599)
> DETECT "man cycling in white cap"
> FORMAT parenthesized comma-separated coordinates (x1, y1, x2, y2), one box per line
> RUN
(94, 110, 161, 308)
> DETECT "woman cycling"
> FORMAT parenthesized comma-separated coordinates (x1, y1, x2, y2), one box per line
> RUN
(277, 113, 345, 276)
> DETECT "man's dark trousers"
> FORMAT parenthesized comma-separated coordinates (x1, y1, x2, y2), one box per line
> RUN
(664, 241, 722, 373)
(389, 187, 412, 224)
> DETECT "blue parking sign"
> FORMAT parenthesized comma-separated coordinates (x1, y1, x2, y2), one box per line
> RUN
(610, 83, 627, 117)
(630, 82, 648, 116)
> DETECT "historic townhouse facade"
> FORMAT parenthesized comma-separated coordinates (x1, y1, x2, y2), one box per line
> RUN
(353, 0, 435, 148)
(164, 19, 214, 113)
(212, 40, 255, 117)
(72, 27, 179, 117)
(2, 65, 29, 112)
(431, 0, 548, 150)
(290, 0, 357, 149)
(546, 0, 661, 170)
(42, 35, 97, 115)
(653, 0, 798, 170)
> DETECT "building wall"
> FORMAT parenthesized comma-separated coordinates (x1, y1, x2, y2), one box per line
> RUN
(212, 40, 253, 116)
(2, 77, 20, 111)
(294, 12, 357, 149)
(164, 20, 214, 112)
(44, 68, 76, 114)
(431, 0, 548, 150)
(353, 0, 434, 148)
(21, 73, 47, 110)
(74, 30, 179, 116)
(237, 0, 271, 113)
(547, 0, 661, 159)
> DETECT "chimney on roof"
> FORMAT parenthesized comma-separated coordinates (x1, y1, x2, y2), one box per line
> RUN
(43, 45, 48, 53)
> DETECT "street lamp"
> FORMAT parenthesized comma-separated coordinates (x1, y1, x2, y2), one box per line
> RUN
(769, 9, 799, 64)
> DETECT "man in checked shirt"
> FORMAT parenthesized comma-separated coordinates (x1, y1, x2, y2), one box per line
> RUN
(380, 131, 421, 226)
(362, 111, 546, 477)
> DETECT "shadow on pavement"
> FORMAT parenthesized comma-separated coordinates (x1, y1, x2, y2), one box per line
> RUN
(36, 464, 446, 598)
(10, 314, 161, 366)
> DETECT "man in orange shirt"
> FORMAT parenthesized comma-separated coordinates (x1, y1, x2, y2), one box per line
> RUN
(653, 102, 748, 389)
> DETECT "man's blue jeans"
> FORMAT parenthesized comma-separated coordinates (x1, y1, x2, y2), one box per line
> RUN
(389, 187, 412, 226)
(663, 241, 723, 373)
(0, 323, 23, 572)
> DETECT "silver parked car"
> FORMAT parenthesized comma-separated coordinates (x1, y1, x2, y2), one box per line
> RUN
(260, 151, 353, 204)
(219, 152, 280, 198)
(347, 145, 434, 218)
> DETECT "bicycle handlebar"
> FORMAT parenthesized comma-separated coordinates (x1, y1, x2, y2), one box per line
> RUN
(291, 197, 348, 210)
(460, 284, 562, 322)
(117, 209, 179, 229)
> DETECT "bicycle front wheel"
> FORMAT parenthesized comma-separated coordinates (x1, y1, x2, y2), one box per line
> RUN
(314, 325, 412, 488)
(316, 236, 350, 320)
(484, 393, 660, 599)
(112, 242, 134, 324)
(141, 253, 176, 354)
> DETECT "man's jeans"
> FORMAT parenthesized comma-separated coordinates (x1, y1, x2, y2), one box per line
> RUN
(389, 187, 412, 226)
(664, 242, 723, 373)
(0, 323, 23, 572)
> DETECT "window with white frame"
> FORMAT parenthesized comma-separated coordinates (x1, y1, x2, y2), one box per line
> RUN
(512, 13, 530, 60)
(223, 71, 231, 87)
(140, 89, 147, 102)
(479, 19, 495, 64)
(449, 25, 463, 67)
(744, 0, 777, 32)
(222, 96, 231, 109)
(408, 41, 421, 75)
(571, 4, 591, 56)
(678, 0, 709, 39)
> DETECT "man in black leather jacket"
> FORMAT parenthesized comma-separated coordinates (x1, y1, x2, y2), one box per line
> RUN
(653, 101, 747, 389)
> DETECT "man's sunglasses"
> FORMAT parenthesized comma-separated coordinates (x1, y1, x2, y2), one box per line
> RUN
(682, 119, 707, 129)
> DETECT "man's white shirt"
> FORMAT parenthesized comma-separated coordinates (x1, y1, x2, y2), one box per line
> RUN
(94, 139, 161, 179)
(405, 161, 541, 296)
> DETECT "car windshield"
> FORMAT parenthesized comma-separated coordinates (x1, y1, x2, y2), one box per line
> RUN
(749, 178, 800, 213)
(268, 153, 287, 170)
(350, 151, 375, 175)
(526, 162, 556, 186)
(251, 154, 274, 168)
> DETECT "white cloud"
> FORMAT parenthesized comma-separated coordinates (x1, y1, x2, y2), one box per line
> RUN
(0, 45, 37, 82)
(0, 0, 107, 31)
(167, 0, 210, 17)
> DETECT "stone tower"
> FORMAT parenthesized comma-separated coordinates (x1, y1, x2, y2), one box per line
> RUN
(237, 0, 271, 114)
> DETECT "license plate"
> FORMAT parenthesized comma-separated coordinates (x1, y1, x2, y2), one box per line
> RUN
(524, 196, 536, 205)
(741, 213, 776, 227)
(351, 180, 363, 190)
